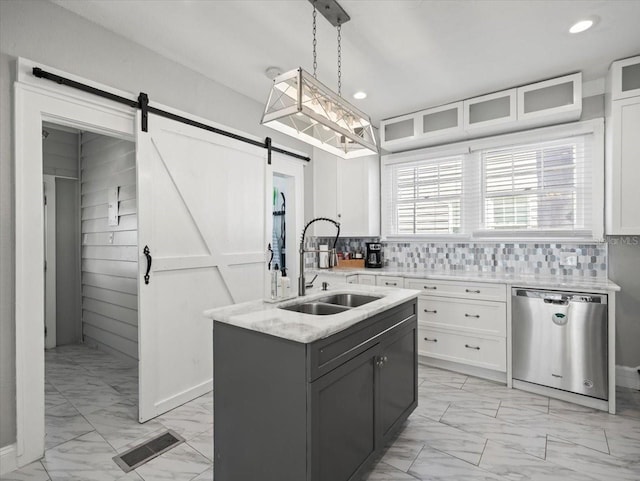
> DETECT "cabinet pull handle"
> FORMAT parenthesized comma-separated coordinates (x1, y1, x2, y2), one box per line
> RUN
(424, 337, 438, 342)
(423, 286, 437, 290)
(552, 373, 563, 378)
(465, 289, 481, 294)
(376, 355, 389, 367)
(464, 313, 480, 318)
(464, 344, 480, 350)
(385, 282, 397, 286)
(424, 309, 437, 314)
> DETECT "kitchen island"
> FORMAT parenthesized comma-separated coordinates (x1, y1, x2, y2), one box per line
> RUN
(204, 285, 419, 481)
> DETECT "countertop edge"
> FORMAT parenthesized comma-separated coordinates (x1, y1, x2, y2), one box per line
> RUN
(306, 268, 620, 292)
(205, 285, 421, 344)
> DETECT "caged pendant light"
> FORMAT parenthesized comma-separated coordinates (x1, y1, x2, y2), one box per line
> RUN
(261, 0, 378, 159)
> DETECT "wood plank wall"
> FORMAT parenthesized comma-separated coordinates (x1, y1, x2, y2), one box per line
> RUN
(43, 127, 78, 178)
(80, 133, 138, 363)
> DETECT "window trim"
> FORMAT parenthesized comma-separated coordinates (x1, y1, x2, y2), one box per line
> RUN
(381, 119, 605, 242)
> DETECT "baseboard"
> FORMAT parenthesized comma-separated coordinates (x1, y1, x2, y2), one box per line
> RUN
(154, 379, 213, 416)
(616, 365, 640, 389)
(0, 443, 17, 476)
(418, 355, 507, 384)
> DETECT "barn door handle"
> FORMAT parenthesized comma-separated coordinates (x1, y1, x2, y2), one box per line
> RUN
(143, 245, 152, 285)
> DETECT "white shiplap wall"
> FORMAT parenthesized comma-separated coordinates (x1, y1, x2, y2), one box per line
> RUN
(81, 133, 138, 363)
(43, 128, 78, 178)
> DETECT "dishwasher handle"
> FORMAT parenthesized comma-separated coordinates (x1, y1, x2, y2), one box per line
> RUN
(543, 297, 569, 305)
(513, 289, 606, 305)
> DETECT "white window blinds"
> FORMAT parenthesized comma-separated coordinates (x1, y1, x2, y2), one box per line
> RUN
(382, 120, 603, 240)
(479, 136, 593, 236)
(386, 155, 463, 235)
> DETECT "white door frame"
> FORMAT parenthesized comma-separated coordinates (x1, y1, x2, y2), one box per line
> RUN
(43, 175, 57, 349)
(14, 58, 136, 467)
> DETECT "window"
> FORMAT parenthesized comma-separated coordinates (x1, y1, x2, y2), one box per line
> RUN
(382, 120, 603, 240)
(480, 137, 590, 235)
(389, 156, 463, 235)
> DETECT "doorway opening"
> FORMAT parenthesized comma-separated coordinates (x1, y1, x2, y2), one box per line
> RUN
(268, 155, 305, 292)
(42, 123, 139, 451)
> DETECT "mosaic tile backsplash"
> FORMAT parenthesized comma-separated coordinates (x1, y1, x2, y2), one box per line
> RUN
(310, 238, 608, 278)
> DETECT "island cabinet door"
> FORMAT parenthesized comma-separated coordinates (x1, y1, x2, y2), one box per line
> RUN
(309, 344, 381, 481)
(378, 320, 418, 442)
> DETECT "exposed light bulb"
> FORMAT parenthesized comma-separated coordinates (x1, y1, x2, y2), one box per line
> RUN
(353, 91, 367, 100)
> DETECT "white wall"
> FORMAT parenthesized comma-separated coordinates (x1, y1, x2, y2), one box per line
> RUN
(43, 126, 82, 347)
(0, 0, 311, 448)
(80, 133, 138, 363)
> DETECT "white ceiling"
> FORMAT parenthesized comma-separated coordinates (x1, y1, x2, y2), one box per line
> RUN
(51, 0, 640, 124)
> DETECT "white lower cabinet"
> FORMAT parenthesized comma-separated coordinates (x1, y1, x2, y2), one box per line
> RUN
(418, 297, 506, 337)
(358, 274, 376, 286)
(376, 275, 404, 288)
(410, 279, 508, 374)
(418, 327, 506, 371)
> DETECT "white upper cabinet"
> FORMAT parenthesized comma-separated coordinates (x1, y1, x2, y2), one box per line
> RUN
(609, 55, 640, 101)
(313, 148, 380, 237)
(463, 89, 517, 133)
(606, 56, 640, 234)
(420, 102, 464, 143)
(381, 73, 583, 152)
(516, 72, 582, 125)
(381, 102, 463, 151)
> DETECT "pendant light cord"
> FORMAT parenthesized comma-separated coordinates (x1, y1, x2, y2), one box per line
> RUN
(312, 1, 318, 78)
(337, 23, 342, 97)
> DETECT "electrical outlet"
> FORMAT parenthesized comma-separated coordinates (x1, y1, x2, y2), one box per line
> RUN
(108, 232, 114, 244)
(559, 250, 578, 267)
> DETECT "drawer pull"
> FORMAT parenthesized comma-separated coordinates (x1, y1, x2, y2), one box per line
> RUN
(385, 282, 398, 286)
(464, 313, 480, 318)
(423, 286, 437, 290)
(424, 337, 438, 343)
(465, 289, 481, 294)
(423, 309, 438, 314)
(465, 344, 480, 350)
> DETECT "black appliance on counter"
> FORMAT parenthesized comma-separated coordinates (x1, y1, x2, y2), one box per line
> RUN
(365, 242, 383, 268)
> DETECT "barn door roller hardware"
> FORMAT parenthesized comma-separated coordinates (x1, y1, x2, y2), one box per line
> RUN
(32, 67, 310, 163)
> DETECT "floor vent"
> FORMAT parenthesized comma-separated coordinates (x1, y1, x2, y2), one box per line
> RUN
(113, 430, 185, 472)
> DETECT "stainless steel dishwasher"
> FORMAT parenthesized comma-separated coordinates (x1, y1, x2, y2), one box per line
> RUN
(512, 288, 608, 400)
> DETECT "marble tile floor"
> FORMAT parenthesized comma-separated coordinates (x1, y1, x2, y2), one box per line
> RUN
(3, 343, 639, 481)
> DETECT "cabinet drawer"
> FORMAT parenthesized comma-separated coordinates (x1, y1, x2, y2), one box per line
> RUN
(418, 328, 506, 372)
(377, 276, 404, 288)
(404, 278, 507, 302)
(418, 297, 506, 336)
(309, 300, 416, 381)
(358, 274, 376, 286)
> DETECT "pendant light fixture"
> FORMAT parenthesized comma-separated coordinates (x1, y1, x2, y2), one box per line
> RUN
(261, 0, 378, 159)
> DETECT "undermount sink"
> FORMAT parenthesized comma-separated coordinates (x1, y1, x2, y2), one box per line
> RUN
(315, 293, 381, 308)
(280, 302, 350, 316)
(279, 293, 382, 316)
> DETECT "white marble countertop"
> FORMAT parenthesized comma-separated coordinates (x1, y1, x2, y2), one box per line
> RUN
(204, 284, 420, 344)
(307, 267, 620, 292)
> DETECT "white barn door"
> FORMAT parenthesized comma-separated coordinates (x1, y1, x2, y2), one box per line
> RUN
(136, 111, 267, 421)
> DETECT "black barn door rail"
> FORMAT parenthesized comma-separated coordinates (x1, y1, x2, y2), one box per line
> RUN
(32, 67, 310, 163)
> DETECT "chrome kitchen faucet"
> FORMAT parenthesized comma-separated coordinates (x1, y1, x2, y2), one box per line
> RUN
(298, 217, 340, 296)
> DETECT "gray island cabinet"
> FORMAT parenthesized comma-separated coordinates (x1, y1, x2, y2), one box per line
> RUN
(212, 298, 418, 481)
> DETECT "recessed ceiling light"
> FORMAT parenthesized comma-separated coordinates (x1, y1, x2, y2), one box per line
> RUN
(353, 91, 367, 100)
(569, 19, 594, 34)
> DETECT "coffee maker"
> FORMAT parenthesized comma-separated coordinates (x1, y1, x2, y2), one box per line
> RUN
(365, 242, 383, 268)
